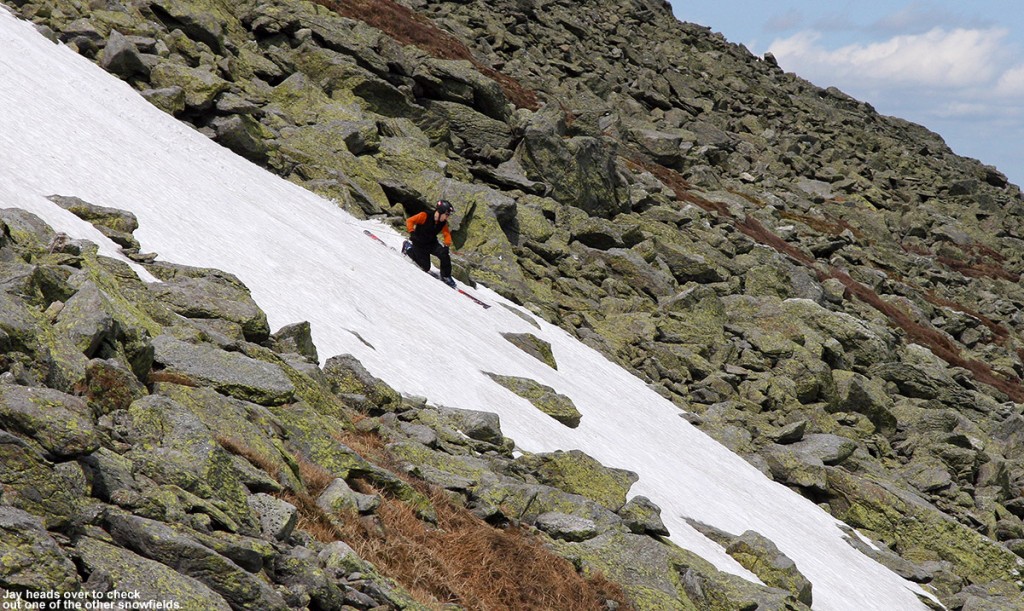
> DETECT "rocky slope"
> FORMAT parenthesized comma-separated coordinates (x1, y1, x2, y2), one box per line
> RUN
(3, 0, 1024, 608)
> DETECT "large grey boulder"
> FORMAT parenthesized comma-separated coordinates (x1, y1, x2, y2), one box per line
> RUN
(534, 511, 599, 542)
(120, 394, 255, 531)
(726, 530, 813, 606)
(147, 276, 270, 342)
(517, 450, 637, 511)
(0, 506, 80, 591)
(485, 373, 581, 428)
(0, 385, 98, 457)
(53, 281, 118, 357)
(100, 30, 150, 78)
(105, 511, 289, 611)
(0, 432, 81, 529)
(247, 493, 297, 541)
(76, 537, 232, 610)
(151, 335, 294, 405)
(322, 354, 401, 412)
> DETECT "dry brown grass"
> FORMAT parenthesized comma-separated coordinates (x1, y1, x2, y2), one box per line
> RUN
(216, 435, 282, 481)
(147, 370, 199, 387)
(217, 430, 631, 608)
(314, 0, 539, 109)
(339, 485, 632, 610)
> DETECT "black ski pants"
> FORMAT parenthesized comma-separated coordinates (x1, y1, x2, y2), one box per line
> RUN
(408, 241, 452, 278)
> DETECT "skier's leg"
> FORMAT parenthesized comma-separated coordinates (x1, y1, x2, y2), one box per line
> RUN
(433, 243, 452, 278)
(408, 244, 431, 272)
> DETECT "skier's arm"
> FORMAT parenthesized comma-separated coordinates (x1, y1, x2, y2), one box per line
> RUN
(406, 212, 428, 233)
(441, 225, 452, 246)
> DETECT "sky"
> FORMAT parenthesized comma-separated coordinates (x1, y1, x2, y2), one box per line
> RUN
(0, 8, 940, 608)
(668, 1, 1024, 190)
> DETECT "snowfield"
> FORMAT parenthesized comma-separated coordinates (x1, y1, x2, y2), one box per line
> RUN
(0, 8, 935, 609)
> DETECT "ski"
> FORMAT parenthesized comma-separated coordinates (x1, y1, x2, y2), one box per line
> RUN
(363, 229, 491, 309)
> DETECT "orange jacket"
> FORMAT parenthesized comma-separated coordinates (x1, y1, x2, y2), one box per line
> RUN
(406, 211, 452, 246)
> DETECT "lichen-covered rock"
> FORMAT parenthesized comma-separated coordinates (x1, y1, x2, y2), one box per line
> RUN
(269, 546, 346, 611)
(105, 511, 290, 611)
(517, 449, 637, 511)
(150, 335, 294, 405)
(148, 62, 229, 111)
(0, 384, 98, 457)
(76, 536, 232, 610)
(322, 353, 401, 412)
(120, 394, 256, 532)
(0, 506, 80, 591)
(619, 495, 670, 536)
(501, 332, 557, 369)
(726, 530, 813, 606)
(270, 320, 319, 364)
(317, 478, 380, 514)
(147, 276, 270, 343)
(0, 432, 81, 529)
(485, 372, 581, 427)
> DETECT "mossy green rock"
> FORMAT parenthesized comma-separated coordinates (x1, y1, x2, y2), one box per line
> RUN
(156, 383, 301, 490)
(322, 353, 401, 412)
(486, 372, 581, 427)
(76, 537, 232, 610)
(517, 449, 637, 511)
(0, 506, 80, 591)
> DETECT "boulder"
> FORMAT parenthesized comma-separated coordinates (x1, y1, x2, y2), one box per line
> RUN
(247, 493, 297, 541)
(830, 371, 897, 435)
(485, 372, 581, 428)
(76, 537, 232, 610)
(0, 385, 98, 457)
(151, 335, 295, 405)
(517, 450, 637, 511)
(618, 495, 670, 536)
(317, 478, 381, 514)
(121, 394, 255, 531)
(148, 62, 229, 111)
(726, 530, 813, 606)
(270, 321, 319, 364)
(0, 506, 80, 591)
(534, 511, 599, 542)
(322, 354, 401, 412)
(147, 276, 270, 343)
(0, 432, 80, 529)
(501, 332, 557, 369)
(437, 406, 505, 446)
(105, 511, 289, 610)
(100, 29, 149, 78)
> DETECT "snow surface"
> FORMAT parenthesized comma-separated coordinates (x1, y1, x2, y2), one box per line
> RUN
(0, 9, 935, 609)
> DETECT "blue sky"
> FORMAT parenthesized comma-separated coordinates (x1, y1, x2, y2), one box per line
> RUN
(667, 2, 1024, 189)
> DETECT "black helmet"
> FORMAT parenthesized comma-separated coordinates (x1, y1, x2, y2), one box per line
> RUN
(436, 200, 454, 216)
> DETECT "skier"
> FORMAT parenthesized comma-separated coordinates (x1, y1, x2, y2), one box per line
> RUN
(404, 199, 456, 287)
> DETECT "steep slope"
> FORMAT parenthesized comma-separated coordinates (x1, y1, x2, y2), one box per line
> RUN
(3, 0, 1024, 608)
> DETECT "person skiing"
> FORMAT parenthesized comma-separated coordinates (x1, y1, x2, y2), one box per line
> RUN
(404, 199, 456, 287)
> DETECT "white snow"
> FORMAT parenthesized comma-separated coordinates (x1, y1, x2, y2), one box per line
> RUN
(0, 8, 936, 609)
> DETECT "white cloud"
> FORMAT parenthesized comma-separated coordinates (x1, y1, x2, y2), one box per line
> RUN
(769, 27, 1008, 90)
(996, 64, 1024, 96)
